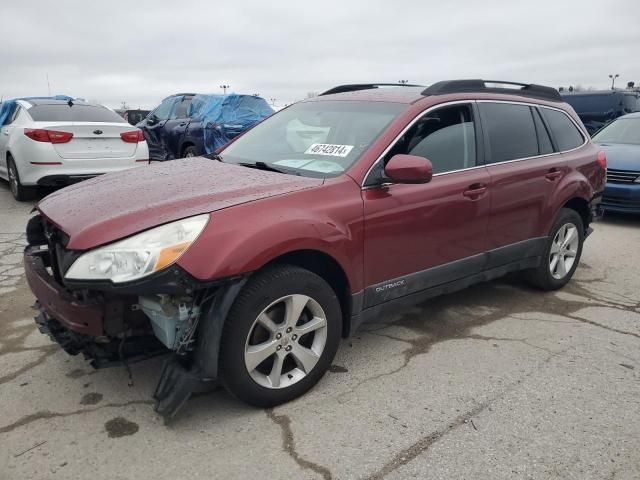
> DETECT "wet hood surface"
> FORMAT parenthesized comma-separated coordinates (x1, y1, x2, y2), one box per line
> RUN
(37, 158, 323, 250)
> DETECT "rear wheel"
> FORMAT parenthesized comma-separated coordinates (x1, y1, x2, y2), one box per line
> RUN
(525, 208, 584, 290)
(183, 146, 198, 158)
(219, 265, 342, 407)
(7, 156, 36, 201)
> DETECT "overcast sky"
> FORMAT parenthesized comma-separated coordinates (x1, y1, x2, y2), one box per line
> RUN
(2, 0, 639, 109)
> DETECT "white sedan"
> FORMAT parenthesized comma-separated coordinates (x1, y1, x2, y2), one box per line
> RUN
(0, 98, 149, 200)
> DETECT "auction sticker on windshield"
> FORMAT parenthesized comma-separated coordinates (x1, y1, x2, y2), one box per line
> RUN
(304, 143, 354, 157)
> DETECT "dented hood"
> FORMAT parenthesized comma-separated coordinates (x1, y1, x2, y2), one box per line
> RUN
(37, 158, 323, 250)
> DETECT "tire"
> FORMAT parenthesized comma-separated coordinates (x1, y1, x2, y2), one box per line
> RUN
(7, 156, 36, 202)
(525, 208, 584, 290)
(182, 146, 198, 158)
(219, 265, 342, 407)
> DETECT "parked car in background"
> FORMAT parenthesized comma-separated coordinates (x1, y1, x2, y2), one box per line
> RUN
(24, 80, 604, 417)
(0, 97, 149, 201)
(592, 112, 640, 214)
(138, 93, 273, 160)
(561, 90, 640, 135)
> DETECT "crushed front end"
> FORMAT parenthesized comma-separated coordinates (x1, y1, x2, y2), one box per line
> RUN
(23, 214, 242, 419)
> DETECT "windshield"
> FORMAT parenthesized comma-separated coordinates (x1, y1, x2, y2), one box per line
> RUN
(593, 118, 640, 145)
(219, 100, 406, 177)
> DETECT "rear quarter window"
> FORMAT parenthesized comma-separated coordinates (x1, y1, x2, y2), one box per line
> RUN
(541, 108, 584, 151)
(28, 104, 127, 123)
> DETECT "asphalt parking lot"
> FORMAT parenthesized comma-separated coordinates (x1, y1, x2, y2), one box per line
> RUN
(0, 182, 639, 480)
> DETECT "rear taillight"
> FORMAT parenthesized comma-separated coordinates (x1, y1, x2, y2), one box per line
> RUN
(24, 128, 73, 144)
(597, 151, 607, 170)
(120, 130, 145, 143)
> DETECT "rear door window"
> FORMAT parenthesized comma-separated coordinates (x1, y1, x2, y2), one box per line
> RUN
(28, 104, 126, 123)
(541, 108, 584, 151)
(384, 103, 477, 174)
(479, 102, 539, 163)
(170, 96, 193, 119)
(151, 98, 176, 121)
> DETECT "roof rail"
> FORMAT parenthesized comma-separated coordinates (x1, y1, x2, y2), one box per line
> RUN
(422, 79, 563, 102)
(319, 83, 424, 96)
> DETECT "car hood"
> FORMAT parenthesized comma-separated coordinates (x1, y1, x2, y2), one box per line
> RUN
(37, 158, 323, 250)
(595, 143, 640, 171)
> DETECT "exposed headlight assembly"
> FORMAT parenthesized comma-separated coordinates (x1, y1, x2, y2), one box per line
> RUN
(65, 214, 209, 283)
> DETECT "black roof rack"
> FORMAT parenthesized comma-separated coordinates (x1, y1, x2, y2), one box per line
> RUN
(422, 79, 562, 102)
(319, 83, 424, 96)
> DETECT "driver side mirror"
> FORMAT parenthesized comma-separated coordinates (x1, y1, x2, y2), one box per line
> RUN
(146, 114, 158, 126)
(384, 154, 433, 184)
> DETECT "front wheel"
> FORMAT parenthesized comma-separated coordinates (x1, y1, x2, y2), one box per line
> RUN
(525, 208, 584, 290)
(219, 265, 342, 407)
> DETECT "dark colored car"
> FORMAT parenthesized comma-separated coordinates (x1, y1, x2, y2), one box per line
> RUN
(561, 90, 640, 135)
(592, 112, 640, 213)
(138, 93, 273, 160)
(24, 79, 605, 417)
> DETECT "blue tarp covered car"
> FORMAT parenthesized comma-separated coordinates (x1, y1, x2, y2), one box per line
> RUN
(138, 93, 274, 160)
(0, 95, 75, 126)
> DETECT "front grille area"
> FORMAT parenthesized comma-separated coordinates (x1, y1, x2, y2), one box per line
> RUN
(606, 168, 640, 184)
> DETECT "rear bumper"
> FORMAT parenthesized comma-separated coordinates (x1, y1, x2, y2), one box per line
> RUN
(601, 182, 640, 214)
(20, 161, 147, 185)
(37, 174, 100, 187)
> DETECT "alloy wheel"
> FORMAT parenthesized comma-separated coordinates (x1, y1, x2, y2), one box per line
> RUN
(549, 222, 579, 280)
(244, 294, 328, 389)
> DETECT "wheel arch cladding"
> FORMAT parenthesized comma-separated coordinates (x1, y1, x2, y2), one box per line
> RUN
(181, 142, 194, 156)
(265, 249, 352, 338)
(547, 173, 592, 232)
(562, 197, 589, 230)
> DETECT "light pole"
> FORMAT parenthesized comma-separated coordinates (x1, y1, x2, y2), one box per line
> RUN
(609, 74, 619, 90)
(270, 98, 276, 106)
(398, 80, 409, 85)
(219, 84, 230, 95)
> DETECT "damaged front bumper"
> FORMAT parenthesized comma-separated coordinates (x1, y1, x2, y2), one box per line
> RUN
(23, 234, 247, 419)
(24, 245, 166, 366)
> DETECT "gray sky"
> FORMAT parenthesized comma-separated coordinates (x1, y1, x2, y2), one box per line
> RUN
(2, 0, 639, 109)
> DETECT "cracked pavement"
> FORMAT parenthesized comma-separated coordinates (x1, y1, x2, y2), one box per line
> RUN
(0, 181, 639, 480)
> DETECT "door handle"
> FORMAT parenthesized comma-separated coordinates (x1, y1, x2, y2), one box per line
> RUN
(545, 168, 563, 181)
(2, 130, 8, 136)
(463, 183, 488, 199)
(179, 122, 187, 127)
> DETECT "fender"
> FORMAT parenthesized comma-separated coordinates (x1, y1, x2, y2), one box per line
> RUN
(177, 176, 365, 292)
(543, 167, 593, 232)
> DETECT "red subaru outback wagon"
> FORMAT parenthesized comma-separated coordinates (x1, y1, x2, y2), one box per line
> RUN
(24, 80, 605, 417)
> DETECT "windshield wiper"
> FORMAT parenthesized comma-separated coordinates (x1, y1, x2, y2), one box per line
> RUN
(238, 161, 290, 174)
(203, 152, 224, 161)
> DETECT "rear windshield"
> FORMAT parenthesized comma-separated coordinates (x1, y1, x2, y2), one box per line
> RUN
(28, 104, 126, 123)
